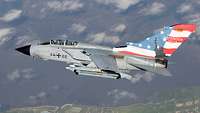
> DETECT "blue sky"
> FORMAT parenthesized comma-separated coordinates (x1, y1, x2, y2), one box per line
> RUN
(0, 0, 200, 107)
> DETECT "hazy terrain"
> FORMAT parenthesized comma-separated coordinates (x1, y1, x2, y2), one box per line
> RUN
(3, 86, 200, 113)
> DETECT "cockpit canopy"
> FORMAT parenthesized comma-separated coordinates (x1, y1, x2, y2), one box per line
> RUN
(40, 40, 79, 46)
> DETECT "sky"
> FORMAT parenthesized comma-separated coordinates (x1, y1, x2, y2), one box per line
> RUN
(0, 0, 200, 107)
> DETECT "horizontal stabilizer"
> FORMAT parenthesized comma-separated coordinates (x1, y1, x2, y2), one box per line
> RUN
(132, 64, 172, 77)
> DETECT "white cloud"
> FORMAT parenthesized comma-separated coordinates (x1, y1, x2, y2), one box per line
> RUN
(71, 23, 87, 34)
(28, 91, 48, 105)
(124, 72, 155, 84)
(51, 85, 62, 91)
(177, 3, 193, 14)
(59, 34, 68, 39)
(112, 24, 126, 33)
(28, 95, 38, 105)
(108, 72, 155, 103)
(142, 72, 155, 82)
(7, 70, 21, 81)
(0, 28, 14, 46)
(15, 35, 33, 46)
(139, 2, 165, 16)
(37, 91, 47, 98)
(3, 0, 16, 2)
(195, 0, 200, 4)
(190, 18, 200, 36)
(107, 89, 137, 104)
(47, 0, 83, 12)
(29, 95, 37, 100)
(0, 9, 22, 22)
(87, 32, 120, 44)
(184, 14, 200, 20)
(7, 68, 36, 81)
(96, 0, 140, 11)
(22, 68, 36, 80)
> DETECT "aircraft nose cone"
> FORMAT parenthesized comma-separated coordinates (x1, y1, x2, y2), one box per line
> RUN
(16, 45, 31, 56)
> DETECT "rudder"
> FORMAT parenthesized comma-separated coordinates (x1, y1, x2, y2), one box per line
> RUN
(163, 24, 196, 56)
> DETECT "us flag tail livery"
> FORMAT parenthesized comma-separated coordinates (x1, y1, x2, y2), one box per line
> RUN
(127, 24, 196, 58)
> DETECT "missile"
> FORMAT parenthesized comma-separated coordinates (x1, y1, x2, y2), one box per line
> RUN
(65, 66, 134, 79)
(65, 66, 120, 79)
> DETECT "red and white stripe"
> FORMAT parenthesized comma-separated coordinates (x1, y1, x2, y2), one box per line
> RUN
(163, 24, 196, 56)
(164, 42, 182, 49)
(163, 48, 177, 56)
(172, 24, 196, 32)
(113, 46, 156, 58)
(164, 37, 187, 56)
(166, 37, 188, 43)
(169, 30, 192, 37)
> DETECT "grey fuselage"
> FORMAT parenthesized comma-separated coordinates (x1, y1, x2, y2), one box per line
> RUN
(16, 40, 167, 79)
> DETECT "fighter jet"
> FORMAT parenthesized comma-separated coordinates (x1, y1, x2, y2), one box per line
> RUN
(16, 24, 196, 79)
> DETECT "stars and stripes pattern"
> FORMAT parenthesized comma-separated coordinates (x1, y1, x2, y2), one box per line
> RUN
(163, 24, 196, 56)
(114, 24, 196, 58)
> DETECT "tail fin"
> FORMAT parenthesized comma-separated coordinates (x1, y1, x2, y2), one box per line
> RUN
(131, 24, 196, 57)
(163, 24, 196, 56)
